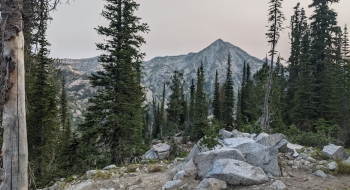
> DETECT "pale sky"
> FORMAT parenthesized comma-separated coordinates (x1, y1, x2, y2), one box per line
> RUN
(46, 0, 350, 62)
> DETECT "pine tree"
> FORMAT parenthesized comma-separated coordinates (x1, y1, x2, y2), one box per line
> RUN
(167, 70, 186, 134)
(291, 23, 317, 131)
(191, 62, 208, 141)
(309, 0, 340, 122)
(223, 55, 235, 129)
(343, 24, 350, 60)
(78, 0, 149, 165)
(213, 71, 221, 120)
(188, 79, 196, 130)
(160, 82, 166, 137)
(261, 0, 286, 130)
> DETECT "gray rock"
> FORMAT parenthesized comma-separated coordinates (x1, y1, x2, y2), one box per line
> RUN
(219, 129, 234, 139)
(270, 180, 287, 189)
(195, 178, 227, 190)
(293, 150, 299, 158)
(327, 174, 336, 179)
(327, 161, 338, 171)
(307, 157, 316, 163)
(242, 133, 251, 138)
(206, 159, 269, 185)
(256, 133, 286, 147)
(287, 143, 304, 153)
(184, 158, 197, 176)
(185, 144, 201, 162)
(153, 143, 171, 159)
(86, 170, 98, 179)
(103, 164, 117, 170)
(322, 144, 349, 160)
(274, 139, 288, 153)
(299, 153, 310, 159)
(232, 129, 244, 138)
(315, 165, 326, 170)
(222, 137, 255, 148)
(162, 180, 182, 190)
(235, 142, 281, 176)
(267, 173, 275, 179)
(254, 132, 269, 141)
(193, 148, 245, 178)
(173, 170, 185, 180)
(314, 170, 327, 178)
(142, 149, 158, 160)
(318, 160, 328, 165)
(342, 157, 350, 166)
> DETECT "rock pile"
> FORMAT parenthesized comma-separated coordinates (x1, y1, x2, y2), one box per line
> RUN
(161, 129, 350, 190)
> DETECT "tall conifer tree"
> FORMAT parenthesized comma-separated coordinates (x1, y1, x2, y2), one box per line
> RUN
(261, 0, 285, 130)
(213, 71, 221, 120)
(223, 55, 235, 129)
(78, 0, 149, 165)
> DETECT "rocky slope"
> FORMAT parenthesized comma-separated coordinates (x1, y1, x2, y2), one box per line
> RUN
(44, 130, 350, 190)
(54, 39, 265, 126)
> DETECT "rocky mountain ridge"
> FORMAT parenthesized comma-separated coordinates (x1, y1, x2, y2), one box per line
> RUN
(54, 39, 265, 126)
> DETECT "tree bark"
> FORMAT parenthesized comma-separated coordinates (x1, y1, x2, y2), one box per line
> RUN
(1, 0, 28, 189)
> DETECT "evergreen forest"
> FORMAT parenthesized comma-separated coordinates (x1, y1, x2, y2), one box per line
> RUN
(0, 0, 349, 188)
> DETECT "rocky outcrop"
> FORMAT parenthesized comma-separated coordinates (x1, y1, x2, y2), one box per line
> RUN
(256, 133, 286, 147)
(219, 129, 234, 139)
(206, 159, 269, 185)
(235, 142, 281, 176)
(142, 143, 171, 160)
(195, 178, 227, 190)
(322, 144, 349, 160)
(222, 137, 255, 148)
(193, 148, 245, 178)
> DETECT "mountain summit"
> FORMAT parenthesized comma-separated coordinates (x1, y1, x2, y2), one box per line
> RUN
(55, 39, 265, 126)
(142, 39, 265, 98)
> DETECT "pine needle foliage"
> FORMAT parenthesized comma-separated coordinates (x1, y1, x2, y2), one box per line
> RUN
(78, 0, 149, 166)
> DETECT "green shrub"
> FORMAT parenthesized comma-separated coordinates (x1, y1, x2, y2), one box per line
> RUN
(92, 171, 111, 179)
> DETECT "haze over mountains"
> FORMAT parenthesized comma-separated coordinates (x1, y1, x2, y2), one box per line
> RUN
(55, 39, 265, 126)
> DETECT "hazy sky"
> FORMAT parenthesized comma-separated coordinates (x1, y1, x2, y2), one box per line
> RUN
(46, 0, 350, 61)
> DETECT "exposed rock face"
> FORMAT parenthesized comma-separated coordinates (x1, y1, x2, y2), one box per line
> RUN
(219, 129, 234, 139)
(270, 180, 287, 189)
(231, 129, 244, 138)
(195, 178, 227, 190)
(103, 165, 117, 170)
(234, 142, 281, 176)
(193, 148, 245, 178)
(162, 180, 182, 190)
(256, 133, 286, 147)
(206, 159, 269, 185)
(327, 161, 338, 171)
(142, 143, 171, 160)
(274, 139, 288, 153)
(254, 132, 269, 142)
(223, 138, 255, 148)
(314, 170, 327, 178)
(322, 144, 349, 160)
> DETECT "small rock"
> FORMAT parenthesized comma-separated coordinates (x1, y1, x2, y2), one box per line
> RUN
(232, 129, 244, 138)
(293, 150, 299, 158)
(315, 165, 326, 170)
(86, 170, 98, 179)
(318, 160, 327, 165)
(219, 129, 234, 139)
(342, 157, 350, 166)
(299, 153, 310, 159)
(314, 170, 327, 178)
(103, 164, 117, 170)
(173, 170, 185, 180)
(327, 174, 336, 179)
(267, 173, 275, 179)
(327, 161, 338, 171)
(162, 180, 182, 190)
(322, 144, 349, 160)
(287, 160, 294, 166)
(307, 157, 316, 163)
(195, 178, 227, 190)
(270, 180, 287, 189)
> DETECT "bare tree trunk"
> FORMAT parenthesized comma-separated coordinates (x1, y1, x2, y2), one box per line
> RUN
(0, 0, 28, 189)
(261, 3, 278, 131)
